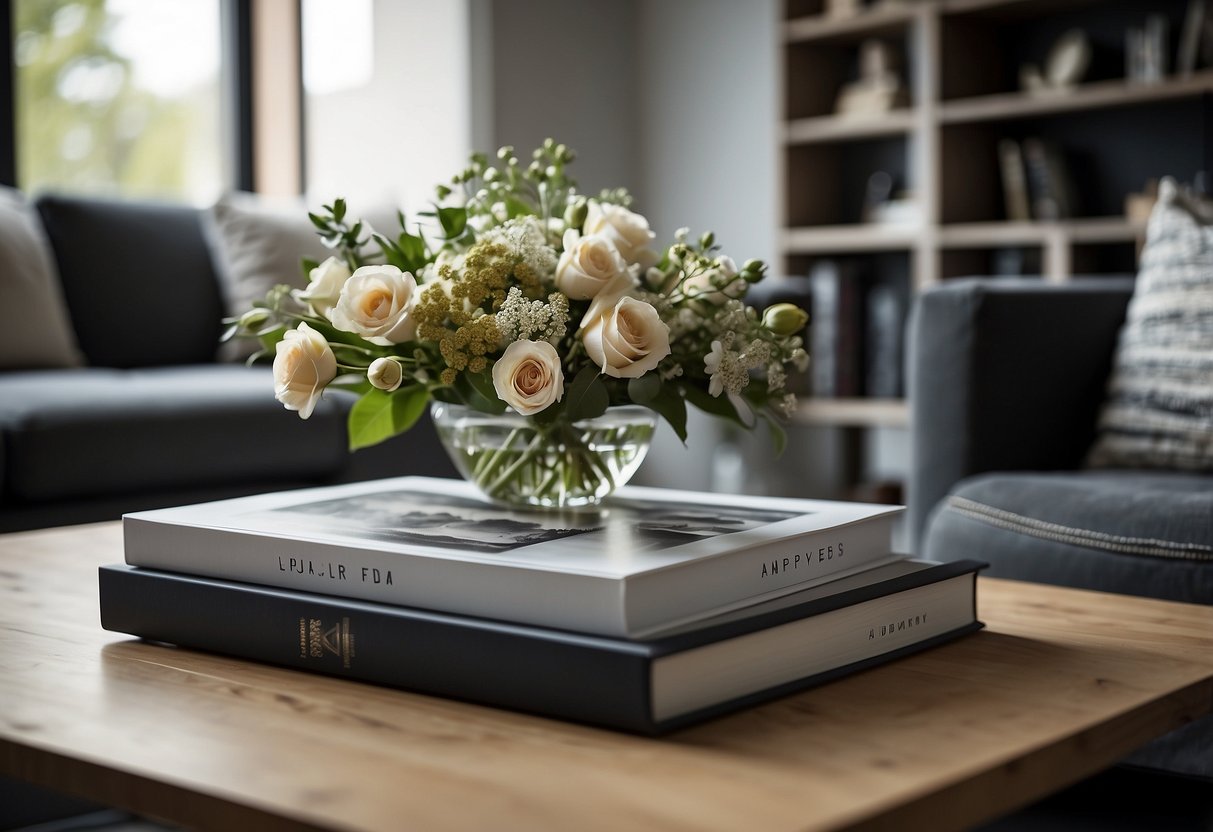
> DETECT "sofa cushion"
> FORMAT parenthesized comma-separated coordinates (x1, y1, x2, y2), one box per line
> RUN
(0, 188, 83, 369)
(0, 366, 348, 502)
(1087, 178, 1213, 471)
(35, 194, 224, 368)
(204, 192, 332, 361)
(922, 470, 1213, 605)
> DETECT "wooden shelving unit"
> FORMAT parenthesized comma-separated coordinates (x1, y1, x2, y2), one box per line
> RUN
(781, 0, 1208, 445)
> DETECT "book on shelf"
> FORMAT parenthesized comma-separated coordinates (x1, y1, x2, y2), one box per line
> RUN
(123, 477, 902, 639)
(998, 139, 1031, 223)
(99, 558, 985, 734)
(809, 260, 864, 398)
(864, 279, 907, 399)
(1021, 138, 1077, 221)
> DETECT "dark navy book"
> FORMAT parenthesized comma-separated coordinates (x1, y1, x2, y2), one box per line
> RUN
(99, 558, 984, 734)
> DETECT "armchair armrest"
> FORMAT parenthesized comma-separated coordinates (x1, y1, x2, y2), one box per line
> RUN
(906, 278, 1134, 550)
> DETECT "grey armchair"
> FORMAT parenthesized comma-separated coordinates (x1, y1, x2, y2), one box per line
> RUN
(907, 278, 1213, 779)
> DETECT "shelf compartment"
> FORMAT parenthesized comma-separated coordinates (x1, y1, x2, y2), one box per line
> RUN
(939, 72, 1213, 124)
(783, 225, 921, 253)
(784, 5, 920, 44)
(791, 398, 909, 428)
(784, 110, 917, 144)
(937, 217, 1145, 246)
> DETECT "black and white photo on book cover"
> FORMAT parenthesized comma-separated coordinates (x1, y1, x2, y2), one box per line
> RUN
(274, 486, 801, 555)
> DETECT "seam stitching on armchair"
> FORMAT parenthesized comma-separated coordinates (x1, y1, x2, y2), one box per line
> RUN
(946, 496, 1213, 561)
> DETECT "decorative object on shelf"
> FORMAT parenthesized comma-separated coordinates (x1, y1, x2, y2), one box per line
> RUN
(862, 171, 919, 227)
(835, 40, 908, 117)
(430, 402, 657, 509)
(1020, 29, 1091, 95)
(1127, 15, 1170, 84)
(227, 140, 807, 509)
(825, 0, 863, 19)
(1125, 179, 1160, 225)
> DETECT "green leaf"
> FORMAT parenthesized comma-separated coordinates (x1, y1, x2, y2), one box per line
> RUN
(563, 365, 609, 423)
(646, 386, 688, 443)
(374, 233, 409, 271)
(347, 386, 429, 451)
(465, 367, 504, 410)
(308, 212, 329, 230)
(626, 373, 661, 405)
(333, 198, 347, 222)
(683, 383, 750, 429)
(397, 231, 427, 268)
(454, 371, 507, 415)
(505, 195, 533, 219)
(300, 256, 320, 278)
(257, 326, 288, 354)
(436, 206, 468, 240)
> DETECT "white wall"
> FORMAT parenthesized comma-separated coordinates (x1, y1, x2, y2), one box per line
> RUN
(304, 0, 474, 217)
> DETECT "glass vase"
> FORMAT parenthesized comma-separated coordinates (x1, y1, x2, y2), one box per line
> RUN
(430, 402, 658, 510)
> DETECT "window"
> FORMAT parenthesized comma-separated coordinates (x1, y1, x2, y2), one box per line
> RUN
(14, 0, 227, 203)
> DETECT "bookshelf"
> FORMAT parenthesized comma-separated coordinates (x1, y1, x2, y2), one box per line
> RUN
(781, 0, 1211, 495)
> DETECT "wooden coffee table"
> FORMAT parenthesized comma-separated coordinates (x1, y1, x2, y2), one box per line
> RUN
(1, 522, 1211, 832)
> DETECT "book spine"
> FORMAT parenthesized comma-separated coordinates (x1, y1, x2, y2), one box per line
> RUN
(99, 566, 657, 733)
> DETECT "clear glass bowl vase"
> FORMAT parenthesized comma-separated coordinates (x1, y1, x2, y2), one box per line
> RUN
(431, 402, 658, 510)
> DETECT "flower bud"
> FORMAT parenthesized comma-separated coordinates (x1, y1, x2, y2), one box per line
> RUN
(367, 357, 404, 392)
(239, 308, 270, 330)
(762, 303, 809, 336)
(497, 145, 514, 160)
(564, 198, 588, 229)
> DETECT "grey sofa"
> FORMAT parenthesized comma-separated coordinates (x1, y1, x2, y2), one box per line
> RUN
(908, 278, 1213, 779)
(0, 194, 456, 533)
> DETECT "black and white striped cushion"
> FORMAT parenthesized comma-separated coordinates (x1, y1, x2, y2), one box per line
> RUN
(1087, 178, 1213, 470)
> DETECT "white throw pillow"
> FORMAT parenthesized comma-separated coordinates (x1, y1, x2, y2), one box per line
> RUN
(1087, 178, 1213, 470)
(0, 187, 83, 369)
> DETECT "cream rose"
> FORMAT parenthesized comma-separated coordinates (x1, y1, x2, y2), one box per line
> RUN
(329, 265, 418, 345)
(296, 256, 350, 317)
(583, 201, 657, 266)
(579, 272, 636, 330)
(555, 229, 628, 300)
(582, 296, 671, 379)
(273, 322, 337, 420)
(491, 340, 565, 415)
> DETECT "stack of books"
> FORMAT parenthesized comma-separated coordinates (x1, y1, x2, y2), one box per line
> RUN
(101, 477, 984, 733)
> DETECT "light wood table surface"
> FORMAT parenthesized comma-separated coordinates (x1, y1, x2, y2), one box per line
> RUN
(1, 522, 1211, 832)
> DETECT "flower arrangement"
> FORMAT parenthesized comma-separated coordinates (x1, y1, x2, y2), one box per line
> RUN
(229, 139, 808, 507)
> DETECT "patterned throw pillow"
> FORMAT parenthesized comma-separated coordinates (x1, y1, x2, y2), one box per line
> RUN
(1087, 178, 1213, 470)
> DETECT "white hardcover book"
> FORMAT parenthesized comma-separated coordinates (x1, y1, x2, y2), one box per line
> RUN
(123, 476, 902, 637)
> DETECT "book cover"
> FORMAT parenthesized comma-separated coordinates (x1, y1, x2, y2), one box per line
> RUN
(864, 280, 907, 399)
(99, 559, 985, 734)
(124, 477, 902, 638)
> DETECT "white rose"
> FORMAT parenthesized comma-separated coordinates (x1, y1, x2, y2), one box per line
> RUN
(555, 229, 628, 300)
(367, 357, 404, 392)
(273, 322, 337, 420)
(579, 272, 636, 330)
(492, 340, 565, 415)
(582, 296, 671, 379)
(295, 256, 350, 317)
(583, 201, 658, 267)
(682, 255, 743, 304)
(330, 265, 418, 345)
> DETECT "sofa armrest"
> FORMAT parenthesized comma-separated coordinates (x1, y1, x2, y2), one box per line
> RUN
(906, 278, 1134, 550)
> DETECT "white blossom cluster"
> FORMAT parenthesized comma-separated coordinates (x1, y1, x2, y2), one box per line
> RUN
(495, 286, 570, 344)
(482, 217, 557, 278)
